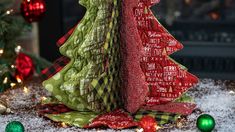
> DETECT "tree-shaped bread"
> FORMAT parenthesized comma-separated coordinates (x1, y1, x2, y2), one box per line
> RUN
(43, 0, 121, 113)
(41, 0, 199, 128)
(121, 0, 198, 113)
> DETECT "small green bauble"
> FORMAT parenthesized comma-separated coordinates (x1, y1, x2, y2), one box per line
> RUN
(197, 114, 215, 132)
(5, 121, 25, 132)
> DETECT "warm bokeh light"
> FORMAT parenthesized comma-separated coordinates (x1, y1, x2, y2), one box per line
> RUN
(184, 0, 192, 5)
(61, 122, 67, 128)
(0, 49, 4, 55)
(229, 91, 235, 95)
(40, 96, 47, 101)
(209, 12, 220, 20)
(3, 77, 8, 84)
(11, 65, 15, 69)
(16, 76, 22, 83)
(23, 87, 29, 94)
(5, 9, 13, 15)
(136, 128, 143, 132)
(10, 83, 16, 87)
(15, 45, 22, 53)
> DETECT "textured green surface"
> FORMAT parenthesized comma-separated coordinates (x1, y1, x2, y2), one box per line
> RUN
(0, 65, 11, 92)
(42, 0, 190, 128)
(43, 0, 121, 113)
(135, 110, 180, 125)
(45, 111, 98, 128)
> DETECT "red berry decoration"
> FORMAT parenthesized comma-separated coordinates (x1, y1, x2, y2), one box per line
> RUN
(21, 0, 46, 23)
(139, 116, 158, 132)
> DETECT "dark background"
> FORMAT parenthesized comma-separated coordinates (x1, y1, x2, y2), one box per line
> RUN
(38, 0, 235, 79)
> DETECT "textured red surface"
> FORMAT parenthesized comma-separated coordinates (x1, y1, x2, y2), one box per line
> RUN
(142, 102, 197, 115)
(85, 109, 138, 129)
(121, 0, 198, 114)
(121, 0, 149, 114)
(38, 104, 72, 115)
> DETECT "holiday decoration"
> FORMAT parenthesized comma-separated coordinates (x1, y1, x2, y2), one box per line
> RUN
(0, 100, 7, 114)
(197, 114, 216, 132)
(43, 0, 121, 113)
(0, 0, 51, 93)
(39, 0, 198, 130)
(134, 110, 180, 126)
(38, 104, 72, 115)
(41, 24, 77, 80)
(5, 121, 24, 132)
(120, 0, 198, 114)
(0, 4, 26, 93)
(20, 0, 46, 23)
(143, 102, 197, 115)
(0, 78, 234, 131)
(39, 23, 183, 128)
(85, 109, 138, 129)
(139, 116, 158, 132)
(0, 65, 14, 92)
(15, 53, 34, 81)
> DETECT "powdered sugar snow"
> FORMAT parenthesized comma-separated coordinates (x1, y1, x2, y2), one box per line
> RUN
(0, 79, 234, 132)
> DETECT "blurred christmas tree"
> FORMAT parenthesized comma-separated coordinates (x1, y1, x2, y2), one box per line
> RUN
(0, 0, 51, 92)
(0, 0, 28, 64)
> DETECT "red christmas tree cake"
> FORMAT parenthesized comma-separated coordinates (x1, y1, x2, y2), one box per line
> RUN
(120, 0, 198, 114)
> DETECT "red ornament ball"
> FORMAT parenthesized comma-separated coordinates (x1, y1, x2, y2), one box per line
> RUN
(139, 116, 158, 132)
(15, 53, 34, 81)
(20, 0, 46, 23)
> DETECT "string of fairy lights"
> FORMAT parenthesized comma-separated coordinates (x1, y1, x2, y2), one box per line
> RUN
(0, 8, 14, 57)
(1, 0, 48, 93)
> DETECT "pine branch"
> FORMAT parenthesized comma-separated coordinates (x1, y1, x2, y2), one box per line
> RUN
(0, 0, 30, 65)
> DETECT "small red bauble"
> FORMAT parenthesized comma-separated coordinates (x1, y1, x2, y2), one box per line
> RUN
(139, 116, 158, 132)
(15, 53, 34, 80)
(20, 0, 46, 23)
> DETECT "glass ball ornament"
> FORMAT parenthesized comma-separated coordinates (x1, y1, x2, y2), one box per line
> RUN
(5, 121, 25, 132)
(196, 114, 215, 132)
(20, 0, 46, 23)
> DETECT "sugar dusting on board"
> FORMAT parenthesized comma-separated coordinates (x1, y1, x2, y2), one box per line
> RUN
(172, 79, 235, 132)
(0, 79, 235, 132)
(189, 79, 235, 132)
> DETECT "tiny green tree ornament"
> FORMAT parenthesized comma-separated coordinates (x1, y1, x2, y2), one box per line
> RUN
(197, 114, 215, 132)
(5, 121, 25, 132)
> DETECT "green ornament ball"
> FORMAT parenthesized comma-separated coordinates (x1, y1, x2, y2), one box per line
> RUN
(197, 114, 215, 132)
(5, 121, 25, 132)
